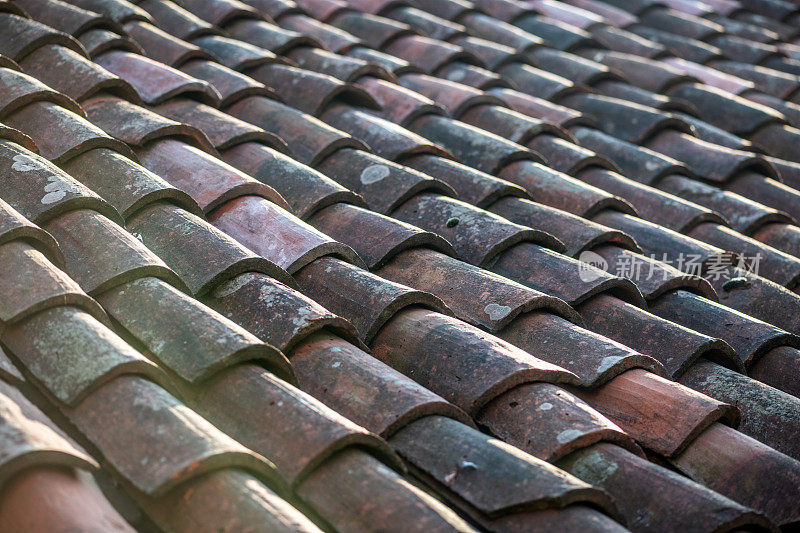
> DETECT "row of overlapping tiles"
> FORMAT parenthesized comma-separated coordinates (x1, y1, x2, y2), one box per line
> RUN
(1, 0, 800, 531)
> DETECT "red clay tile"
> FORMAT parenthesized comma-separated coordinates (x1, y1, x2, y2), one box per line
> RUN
(571, 127, 692, 185)
(662, 57, 755, 96)
(561, 93, 691, 144)
(138, 0, 221, 40)
(463, 106, 571, 149)
(170, 0, 265, 26)
(180, 58, 278, 107)
(487, 86, 592, 128)
(483, 505, 628, 532)
(674, 422, 800, 526)
(377, 247, 579, 330)
(127, 202, 296, 294)
(222, 142, 361, 218)
(572, 369, 739, 456)
(0, 466, 135, 533)
(750, 123, 800, 163)
(358, 74, 446, 126)
(94, 50, 221, 106)
(392, 193, 564, 265)
(639, 8, 723, 40)
(289, 46, 394, 82)
(226, 96, 367, 165)
(450, 35, 527, 71)
(3, 307, 168, 405)
(0, 379, 97, 486)
(587, 50, 696, 93)
(437, 61, 511, 90)
(558, 442, 774, 532)
(502, 310, 666, 386)
(210, 195, 362, 272)
(67, 375, 282, 496)
(153, 98, 286, 152)
(397, 73, 504, 117)
(44, 208, 188, 295)
(194, 365, 400, 486)
(19, 44, 140, 104)
(124, 21, 213, 67)
(667, 83, 785, 136)
(146, 469, 322, 533)
(0, 196, 63, 266)
(279, 13, 362, 51)
(347, 45, 420, 74)
(204, 271, 362, 351)
(296, 449, 476, 532)
(226, 19, 322, 54)
(527, 134, 617, 174)
(296, 0, 352, 21)
(330, 11, 416, 49)
(295, 256, 448, 341)
(404, 154, 527, 207)
(513, 14, 600, 51)
(97, 276, 293, 383)
(0, 13, 85, 62)
(627, 25, 723, 63)
(491, 242, 646, 306)
(78, 28, 145, 58)
(0, 66, 82, 119)
(579, 169, 724, 233)
(387, 6, 467, 41)
(680, 359, 800, 460)
(567, 0, 639, 26)
(136, 139, 288, 212)
(315, 148, 454, 213)
(459, 12, 545, 51)
(383, 34, 481, 74)
(291, 332, 469, 436)
(410, 0, 474, 20)
(67, 0, 152, 24)
(248, 63, 378, 115)
(529, 0, 608, 29)
(477, 382, 638, 461)
(489, 196, 639, 257)
(0, 140, 120, 225)
(310, 203, 454, 269)
(0, 123, 37, 152)
(0, 240, 105, 323)
(84, 94, 215, 152)
(6, 101, 136, 163)
(712, 60, 800, 100)
(651, 290, 798, 365)
(497, 62, 580, 101)
(62, 147, 202, 219)
(371, 308, 579, 415)
(191, 34, 281, 71)
(497, 160, 635, 217)
(390, 415, 615, 518)
(323, 104, 453, 161)
(526, 47, 621, 87)
(410, 114, 542, 173)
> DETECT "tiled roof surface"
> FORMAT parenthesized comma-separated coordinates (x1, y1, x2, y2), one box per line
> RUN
(1, 0, 800, 530)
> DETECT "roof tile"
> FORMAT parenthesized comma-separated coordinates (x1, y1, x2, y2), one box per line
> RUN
(6, 101, 136, 163)
(330, 11, 416, 49)
(13, 0, 120, 36)
(192, 364, 395, 485)
(204, 271, 362, 351)
(77, 28, 144, 58)
(356, 75, 445, 125)
(0, 12, 85, 62)
(209, 195, 363, 272)
(66, 375, 282, 496)
(124, 21, 214, 67)
(0, 196, 64, 265)
(96, 276, 293, 383)
(315, 147, 454, 213)
(67, 0, 152, 24)
(0, 379, 98, 487)
(180, 58, 278, 106)
(95, 50, 221, 106)
(226, 19, 321, 55)
(290, 332, 469, 436)
(295, 256, 448, 341)
(3, 307, 168, 405)
(288, 45, 394, 82)
(310, 203, 454, 269)
(44, 208, 188, 295)
(192, 34, 281, 71)
(127, 202, 296, 294)
(477, 382, 638, 461)
(138, 0, 221, 40)
(0, 66, 83, 118)
(170, 0, 265, 26)
(371, 308, 580, 415)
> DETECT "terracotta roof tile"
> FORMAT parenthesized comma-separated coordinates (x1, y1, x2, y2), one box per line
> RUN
(357, 75, 445, 125)
(288, 45, 395, 81)
(14, 0, 120, 36)
(279, 13, 362, 51)
(204, 271, 362, 351)
(127, 201, 296, 294)
(180, 58, 279, 106)
(0, 12, 85, 62)
(67, 375, 282, 496)
(290, 332, 469, 436)
(170, 0, 265, 26)
(96, 276, 293, 383)
(192, 33, 281, 70)
(94, 50, 221, 105)
(67, 0, 152, 24)
(0, 196, 64, 265)
(315, 147, 454, 213)
(3, 307, 168, 405)
(226, 18, 322, 54)
(124, 20, 214, 67)
(138, 0, 221, 40)
(77, 28, 145, 57)
(0, 65, 83, 118)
